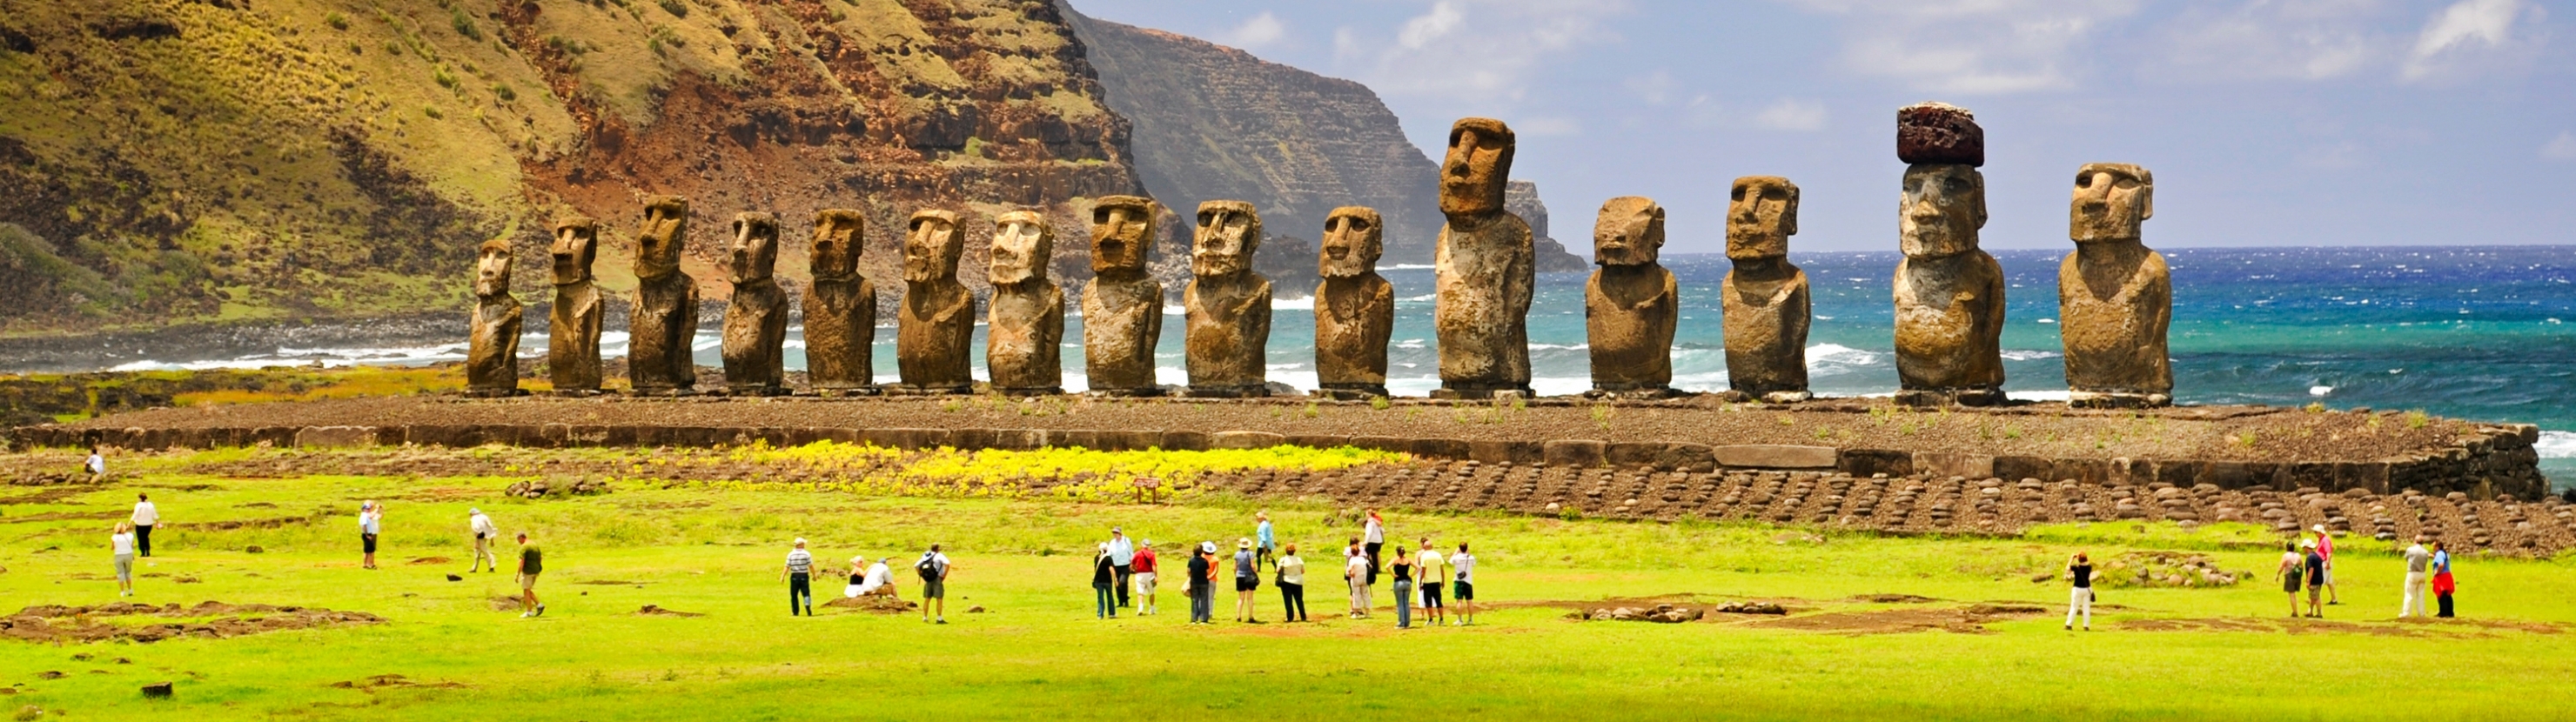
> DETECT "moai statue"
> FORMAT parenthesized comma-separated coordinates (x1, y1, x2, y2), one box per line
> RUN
(1722, 177, 1812, 404)
(546, 217, 605, 394)
(1313, 206, 1393, 400)
(1184, 200, 1273, 398)
(627, 196, 699, 394)
(1585, 197, 1679, 398)
(894, 209, 974, 394)
(1431, 117, 1533, 399)
(2060, 163, 2171, 408)
(1892, 103, 2006, 407)
(721, 212, 788, 396)
(803, 209, 877, 394)
(466, 239, 523, 397)
(1082, 196, 1164, 397)
(987, 210, 1064, 396)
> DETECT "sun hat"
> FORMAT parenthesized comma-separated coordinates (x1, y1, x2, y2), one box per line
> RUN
(1141, 538, 1153, 546)
(794, 538, 807, 546)
(468, 508, 480, 515)
(1237, 538, 1253, 550)
(2300, 538, 2317, 548)
(2311, 525, 2327, 534)
(1201, 541, 1217, 553)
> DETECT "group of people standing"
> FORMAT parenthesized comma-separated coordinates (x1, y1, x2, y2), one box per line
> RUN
(1086, 509, 1479, 629)
(786, 538, 952, 623)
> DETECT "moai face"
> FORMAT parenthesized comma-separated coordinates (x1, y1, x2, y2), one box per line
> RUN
(1191, 200, 1261, 278)
(549, 217, 598, 285)
(809, 209, 865, 280)
(727, 212, 779, 284)
(2070, 163, 2153, 243)
(902, 209, 963, 284)
(1726, 177, 1800, 260)
(989, 211, 1054, 285)
(474, 240, 513, 297)
(1090, 196, 1157, 275)
(1318, 206, 1383, 279)
(1439, 117, 1516, 217)
(1592, 197, 1666, 267)
(635, 197, 689, 281)
(1898, 164, 1987, 258)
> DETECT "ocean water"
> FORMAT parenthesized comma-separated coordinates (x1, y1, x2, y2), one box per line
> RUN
(110, 246, 2576, 487)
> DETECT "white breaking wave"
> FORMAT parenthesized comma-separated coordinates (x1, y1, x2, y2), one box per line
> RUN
(2536, 431, 2576, 459)
(2310, 385, 2334, 397)
(1528, 343, 1589, 351)
(1271, 297, 1316, 311)
(1385, 264, 1435, 271)
(2008, 390, 2072, 402)
(1164, 304, 1185, 316)
(2000, 350, 2063, 362)
(1400, 294, 1437, 303)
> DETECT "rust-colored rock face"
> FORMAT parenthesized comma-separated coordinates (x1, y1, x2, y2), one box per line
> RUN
(1433, 118, 1534, 398)
(896, 210, 973, 393)
(804, 210, 875, 392)
(1586, 197, 1675, 395)
(547, 217, 604, 393)
(469, 240, 522, 397)
(1722, 177, 1811, 402)
(1184, 201, 1271, 397)
(721, 212, 788, 395)
(1083, 196, 1164, 395)
(1897, 102, 1984, 167)
(1315, 207, 1392, 398)
(2061, 163, 2172, 407)
(628, 197, 698, 394)
(1895, 159, 2004, 406)
(987, 211, 1063, 395)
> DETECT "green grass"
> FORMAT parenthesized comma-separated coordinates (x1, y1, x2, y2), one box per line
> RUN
(5, 448, 2576, 719)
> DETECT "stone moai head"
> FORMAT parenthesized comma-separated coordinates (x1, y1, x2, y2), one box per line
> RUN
(1899, 164, 1987, 258)
(1318, 206, 1384, 279)
(549, 217, 598, 285)
(474, 239, 513, 298)
(1089, 196, 1157, 275)
(2070, 163, 2153, 243)
(727, 212, 779, 285)
(1191, 201, 1262, 278)
(809, 209, 865, 280)
(1726, 177, 1800, 260)
(990, 210, 1055, 285)
(1592, 197, 1666, 267)
(902, 209, 964, 284)
(1439, 117, 1516, 217)
(634, 196, 689, 281)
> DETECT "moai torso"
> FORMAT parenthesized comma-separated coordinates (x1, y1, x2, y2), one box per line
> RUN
(1184, 201, 1272, 397)
(1891, 104, 2003, 405)
(1432, 117, 1533, 397)
(721, 212, 788, 394)
(1721, 176, 1811, 401)
(803, 210, 876, 391)
(467, 240, 522, 395)
(1082, 197, 1164, 395)
(1585, 197, 1676, 394)
(987, 211, 1063, 394)
(896, 210, 974, 391)
(2059, 163, 2172, 406)
(627, 196, 699, 393)
(1314, 206, 1393, 397)
(547, 217, 605, 392)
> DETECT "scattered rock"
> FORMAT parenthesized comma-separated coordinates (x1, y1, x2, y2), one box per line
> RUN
(1714, 602, 1788, 615)
(34, 672, 63, 680)
(245, 546, 264, 553)
(505, 478, 610, 498)
(965, 605, 985, 613)
(12, 705, 38, 721)
(823, 595, 917, 613)
(406, 557, 450, 565)
(2, 602, 384, 644)
(445, 574, 463, 582)
(140, 681, 172, 699)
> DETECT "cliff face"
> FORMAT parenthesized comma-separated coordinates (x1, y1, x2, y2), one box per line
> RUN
(1060, 5, 1446, 264)
(1507, 180, 1591, 272)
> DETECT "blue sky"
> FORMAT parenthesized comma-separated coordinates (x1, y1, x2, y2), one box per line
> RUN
(1067, 0, 2575, 254)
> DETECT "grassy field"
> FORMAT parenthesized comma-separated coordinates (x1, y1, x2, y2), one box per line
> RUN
(5, 447, 2576, 719)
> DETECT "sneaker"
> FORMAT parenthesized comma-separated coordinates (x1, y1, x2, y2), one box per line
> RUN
(535, 604, 547, 617)
(520, 612, 533, 618)
(936, 617, 947, 625)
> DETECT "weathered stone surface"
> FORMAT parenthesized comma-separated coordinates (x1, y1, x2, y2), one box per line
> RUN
(1897, 102, 1983, 167)
(1913, 451, 1996, 479)
(627, 197, 699, 394)
(466, 239, 522, 396)
(295, 425, 379, 448)
(1314, 206, 1393, 398)
(987, 211, 1064, 395)
(1432, 117, 1533, 398)
(1211, 431, 1287, 450)
(1503, 180, 1600, 273)
(1082, 196, 1165, 396)
(1894, 157, 2004, 406)
(721, 212, 788, 395)
(803, 210, 877, 392)
(1184, 200, 1272, 397)
(1722, 176, 1810, 401)
(546, 217, 605, 393)
(1543, 439, 1607, 468)
(896, 210, 974, 393)
(1586, 197, 1676, 395)
(1712, 445, 1839, 470)
(2060, 163, 2172, 408)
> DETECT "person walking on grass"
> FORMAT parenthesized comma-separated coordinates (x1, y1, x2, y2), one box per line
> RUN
(468, 508, 500, 573)
(130, 492, 158, 558)
(1092, 543, 1119, 619)
(1450, 542, 1476, 625)
(1187, 541, 1217, 625)
(2312, 525, 2340, 605)
(2400, 536, 2432, 618)
(1389, 547, 1416, 629)
(2063, 552, 2094, 631)
(1107, 527, 1137, 610)
(358, 501, 384, 570)
(1415, 538, 1446, 625)
(1133, 539, 1160, 615)
(2302, 538, 2325, 618)
(1345, 543, 1372, 618)
(916, 544, 952, 624)
(84, 445, 104, 483)
(1233, 538, 1261, 623)
(1362, 510, 1385, 586)
(2431, 540, 2455, 618)
(1278, 543, 1307, 622)
(1255, 511, 1276, 571)
(516, 531, 545, 618)
(782, 538, 815, 617)
(111, 521, 137, 598)
(2277, 541, 2304, 617)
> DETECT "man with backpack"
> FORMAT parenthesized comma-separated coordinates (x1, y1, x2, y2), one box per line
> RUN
(916, 544, 953, 624)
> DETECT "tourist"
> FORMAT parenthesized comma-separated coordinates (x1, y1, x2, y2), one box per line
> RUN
(516, 531, 544, 618)
(111, 521, 137, 597)
(1362, 509, 1385, 585)
(130, 492, 158, 558)
(2400, 536, 2432, 618)
(1187, 541, 1216, 625)
(782, 538, 815, 617)
(845, 556, 869, 598)
(1344, 544, 1372, 618)
(2063, 552, 2094, 631)
(849, 556, 897, 598)
(1389, 547, 1415, 629)
(2431, 540, 2455, 618)
(916, 544, 952, 624)
(1233, 538, 1261, 623)
(1106, 527, 1137, 610)
(1415, 538, 1446, 625)
(1450, 542, 1476, 625)
(1255, 511, 1276, 571)
(2302, 538, 2325, 618)
(1132, 539, 1160, 615)
(2276, 541, 2304, 617)
(468, 508, 500, 573)
(1278, 543, 1307, 622)
(1092, 542, 1118, 619)
(2312, 525, 2340, 605)
(358, 501, 383, 570)
(84, 445, 104, 483)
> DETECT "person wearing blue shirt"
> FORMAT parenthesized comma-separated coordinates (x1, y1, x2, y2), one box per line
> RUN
(2431, 540, 2455, 618)
(1254, 511, 1277, 571)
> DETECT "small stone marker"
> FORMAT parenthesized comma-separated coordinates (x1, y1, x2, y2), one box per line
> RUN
(141, 681, 173, 699)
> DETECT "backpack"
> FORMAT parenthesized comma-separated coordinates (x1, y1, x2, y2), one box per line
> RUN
(916, 554, 944, 581)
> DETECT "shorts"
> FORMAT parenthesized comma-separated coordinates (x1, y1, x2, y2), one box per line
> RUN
(922, 579, 946, 598)
(114, 553, 135, 582)
(1236, 577, 1258, 592)
(1452, 581, 1474, 601)
(2282, 576, 2301, 593)
(362, 533, 379, 554)
(1421, 582, 1444, 607)
(1134, 572, 1157, 594)
(2320, 566, 2335, 585)
(518, 572, 540, 591)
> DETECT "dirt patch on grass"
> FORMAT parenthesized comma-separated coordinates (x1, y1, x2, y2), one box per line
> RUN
(635, 605, 701, 618)
(1850, 594, 1942, 604)
(328, 673, 468, 691)
(2118, 616, 2566, 638)
(406, 557, 449, 565)
(1744, 604, 2050, 635)
(824, 595, 917, 613)
(1, 601, 383, 644)
(572, 579, 642, 585)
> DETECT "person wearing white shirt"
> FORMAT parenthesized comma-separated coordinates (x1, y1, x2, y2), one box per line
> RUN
(468, 508, 500, 572)
(111, 521, 138, 597)
(84, 445, 104, 481)
(849, 556, 897, 598)
(1106, 526, 1137, 610)
(1361, 510, 1385, 586)
(1449, 542, 1477, 625)
(130, 492, 159, 558)
(917, 544, 954, 624)
(1344, 545, 1372, 618)
(358, 501, 383, 570)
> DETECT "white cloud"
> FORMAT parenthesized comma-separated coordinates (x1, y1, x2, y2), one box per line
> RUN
(1624, 70, 1674, 104)
(1334, 0, 1626, 104)
(1778, 0, 2143, 94)
(1398, 2, 1466, 50)
(1750, 98, 1829, 131)
(2401, 0, 2542, 82)
(1218, 11, 1289, 50)
(2154, 0, 2391, 83)
(2545, 131, 2576, 161)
